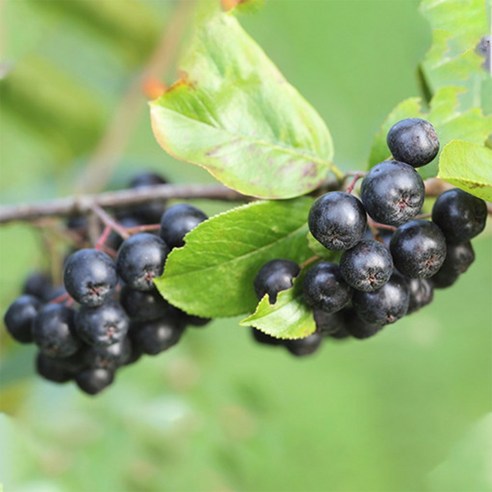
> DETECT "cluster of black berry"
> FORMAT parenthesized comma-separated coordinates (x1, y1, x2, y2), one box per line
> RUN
(251, 118, 488, 355)
(3, 173, 210, 395)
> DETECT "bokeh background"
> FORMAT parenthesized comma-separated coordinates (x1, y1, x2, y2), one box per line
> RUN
(1, 1, 491, 491)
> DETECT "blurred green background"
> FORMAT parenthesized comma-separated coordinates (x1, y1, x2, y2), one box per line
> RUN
(1, 1, 491, 491)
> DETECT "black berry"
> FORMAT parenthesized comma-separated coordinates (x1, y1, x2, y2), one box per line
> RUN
(285, 332, 323, 356)
(390, 220, 446, 278)
(33, 304, 81, 358)
(353, 273, 409, 325)
(340, 239, 393, 292)
(116, 233, 169, 291)
(387, 118, 439, 167)
(76, 301, 129, 347)
(120, 286, 172, 322)
(75, 368, 114, 395)
(128, 171, 168, 224)
(361, 160, 425, 226)
(254, 259, 300, 303)
(407, 278, 434, 314)
(63, 249, 117, 306)
(22, 271, 53, 301)
(160, 204, 208, 249)
(303, 262, 352, 313)
(130, 315, 185, 355)
(308, 192, 367, 251)
(4, 295, 41, 343)
(432, 189, 487, 243)
(251, 327, 284, 346)
(83, 337, 133, 369)
(343, 309, 383, 339)
(313, 309, 345, 336)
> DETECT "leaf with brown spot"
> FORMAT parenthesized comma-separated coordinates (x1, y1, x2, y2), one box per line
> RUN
(150, 12, 339, 199)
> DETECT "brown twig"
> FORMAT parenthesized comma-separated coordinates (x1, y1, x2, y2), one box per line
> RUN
(90, 204, 130, 240)
(0, 184, 248, 225)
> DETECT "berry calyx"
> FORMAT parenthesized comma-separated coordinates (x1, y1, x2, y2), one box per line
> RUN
(116, 233, 169, 291)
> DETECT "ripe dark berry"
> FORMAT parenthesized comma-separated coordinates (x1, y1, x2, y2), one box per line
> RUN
(75, 368, 114, 395)
(120, 286, 172, 321)
(343, 309, 383, 339)
(36, 351, 85, 383)
(4, 295, 41, 343)
(182, 314, 211, 328)
(430, 241, 475, 289)
(430, 267, 460, 289)
(76, 301, 129, 347)
(303, 262, 352, 313)
(285, 331, 322, 356)
(353, 273, 409, 325)
(407, 278, 434, 314)
(250, 327, 284, 346)
(130, 315, 185, 355)
(361, 160, 425, 226)
(128, 171, 168, 224)
(313, 309, 345, 336)
(116, 233, 169, 291)
(36, 353, 74, 383)
(387, 118, 439, 167)
(308, 192, 367, 251)
(442, 241, 475, 275)
(340, 240, 393, 292)
(83, 337, 132, 369)
(254, 259, 300, 303)
(160, 204, 208, 249)
(63, 249, 117, 306)
(432, 189, 487, 243)
(390, 220, 446, 278)
(33, 304, 81, 358)
(22, 272, 53, 301)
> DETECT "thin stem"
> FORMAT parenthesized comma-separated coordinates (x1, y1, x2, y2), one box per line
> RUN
(345, 172, 366, 194)
(95, 225, 113, 250)
(300, 255, 320, 269)
(90, 204, 130, 240)
(125, 223, 161, 234)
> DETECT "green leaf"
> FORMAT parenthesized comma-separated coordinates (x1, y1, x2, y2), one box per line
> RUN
(155, 198, 313, 318)
(438, 140, 492, 201)
(419, 0, 490, 110)
(368, 87, 492, 179)
(150, 12, 339, 199)
(240, 278, 315, 339)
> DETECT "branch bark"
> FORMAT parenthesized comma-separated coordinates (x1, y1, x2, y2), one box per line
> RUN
(0, 184, 248, 225)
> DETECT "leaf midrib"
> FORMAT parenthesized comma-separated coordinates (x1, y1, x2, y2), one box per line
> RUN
(153, 104, 334, 169)
(163, 222, 309, 281)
